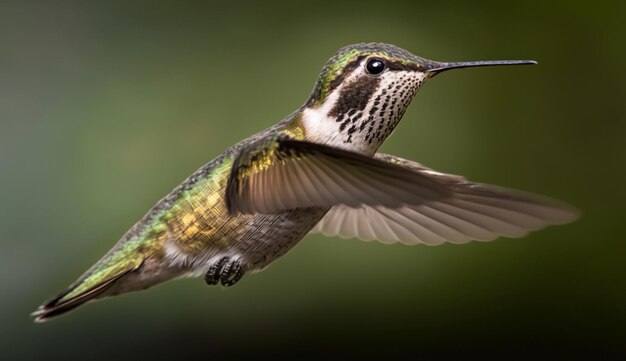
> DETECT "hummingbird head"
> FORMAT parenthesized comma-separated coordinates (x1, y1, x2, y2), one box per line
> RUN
(300, 43, 536, 155)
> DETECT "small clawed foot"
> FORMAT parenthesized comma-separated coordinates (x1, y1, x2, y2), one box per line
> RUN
(204, 258, 228, 285)
(220, 259, 244, 286)
(204, 257, 245, 287)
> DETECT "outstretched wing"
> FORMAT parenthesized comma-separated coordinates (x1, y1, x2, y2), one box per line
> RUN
(310, 153, 580, 245)
(225, 134, 452, 215)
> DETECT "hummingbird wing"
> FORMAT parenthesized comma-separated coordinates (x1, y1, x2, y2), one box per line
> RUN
(309, 153, 579, 245)
(226, 134, 452, 215)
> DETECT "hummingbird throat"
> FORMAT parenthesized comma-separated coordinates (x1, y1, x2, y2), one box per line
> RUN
(302, 65, 427, 155)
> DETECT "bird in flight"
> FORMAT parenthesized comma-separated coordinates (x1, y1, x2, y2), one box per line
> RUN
(33, 43, 579, 322)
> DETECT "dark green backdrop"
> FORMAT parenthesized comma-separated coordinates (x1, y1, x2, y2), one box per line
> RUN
(2, 0, 624, 359)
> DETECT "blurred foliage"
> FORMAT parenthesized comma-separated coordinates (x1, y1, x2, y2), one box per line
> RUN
(1, 0, 625, 359)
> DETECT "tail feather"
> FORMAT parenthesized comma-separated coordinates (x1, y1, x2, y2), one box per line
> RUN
(32, 269, 134, 323)
(33, 236, 148, 322)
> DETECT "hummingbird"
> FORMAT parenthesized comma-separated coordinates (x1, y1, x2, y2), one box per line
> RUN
(33, 43, 579, 322)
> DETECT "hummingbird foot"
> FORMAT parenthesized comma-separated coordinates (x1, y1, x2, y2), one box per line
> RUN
(204, 258, 228, 285)
(204, 257, 245, 287)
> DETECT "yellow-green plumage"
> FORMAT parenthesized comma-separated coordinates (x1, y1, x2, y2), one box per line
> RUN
(33, 118, 316, 321)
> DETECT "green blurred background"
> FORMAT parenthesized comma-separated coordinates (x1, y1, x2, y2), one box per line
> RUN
(1, 0, 625, 359)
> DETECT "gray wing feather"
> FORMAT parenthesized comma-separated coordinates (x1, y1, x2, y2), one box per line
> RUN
(310, 153, 579, 245)
(226, 137, 452, 214)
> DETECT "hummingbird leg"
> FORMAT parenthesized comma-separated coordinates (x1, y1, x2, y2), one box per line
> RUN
(204, 257, 245, 287)
(220, 259, 244, 287)
(204, 257, 228, 285)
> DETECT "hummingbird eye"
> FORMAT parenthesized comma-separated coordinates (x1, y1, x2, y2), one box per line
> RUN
(366, 58, 386, 75)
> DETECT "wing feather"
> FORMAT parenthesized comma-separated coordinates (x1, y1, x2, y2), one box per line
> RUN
(226, 135, 451, 214)
(311, 153, 579, 245)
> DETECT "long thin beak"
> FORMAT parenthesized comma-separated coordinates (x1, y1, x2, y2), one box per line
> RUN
(426, 60, 537, 74)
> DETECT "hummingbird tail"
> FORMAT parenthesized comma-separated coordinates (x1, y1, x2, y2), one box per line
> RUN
(31, 268, 135, 323)
(32, 236, 150, 322)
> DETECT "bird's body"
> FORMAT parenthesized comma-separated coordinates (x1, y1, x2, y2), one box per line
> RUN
(33, 43, 579, 322)
(48, 119, 327, 309)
